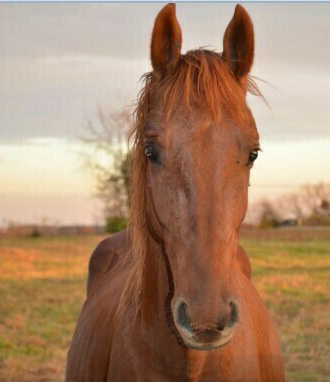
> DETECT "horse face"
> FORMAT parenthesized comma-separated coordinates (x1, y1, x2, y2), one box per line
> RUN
(145, 4, 259, 350)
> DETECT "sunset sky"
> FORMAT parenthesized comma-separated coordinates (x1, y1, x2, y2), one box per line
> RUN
(1, 3, 329, 225)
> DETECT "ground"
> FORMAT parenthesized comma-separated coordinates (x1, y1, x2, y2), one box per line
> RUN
(1, 229, 330, 382)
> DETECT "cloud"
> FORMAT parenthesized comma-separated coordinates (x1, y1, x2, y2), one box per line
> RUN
(1, 3, 330, 144)
(0, 55, 149, 143)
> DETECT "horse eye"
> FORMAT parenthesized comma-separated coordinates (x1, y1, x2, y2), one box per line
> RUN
(144, 144, 159, 163)
(248, 150, 259, 165)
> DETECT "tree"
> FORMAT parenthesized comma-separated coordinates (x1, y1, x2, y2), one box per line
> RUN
(258, 199, 281, 228)
(81, 108, 133, 231)
(300, 183, 330, 225)
(300, 183, 330, 216)
(277, 193, 306, 221)
(278, 182, 330, 222)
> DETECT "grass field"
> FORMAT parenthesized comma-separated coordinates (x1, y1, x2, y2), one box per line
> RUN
(1, 229, 330, 382)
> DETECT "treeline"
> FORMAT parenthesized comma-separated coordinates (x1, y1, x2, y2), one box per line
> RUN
(251, 183, 330, 228)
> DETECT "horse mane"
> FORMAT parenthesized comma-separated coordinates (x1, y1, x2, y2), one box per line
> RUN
(116, 49, 262, 318)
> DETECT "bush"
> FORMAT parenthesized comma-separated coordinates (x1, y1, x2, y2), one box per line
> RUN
(259, 214, 279, 229)
(30, 227, 41, 238)
(105, 216, 128, 233)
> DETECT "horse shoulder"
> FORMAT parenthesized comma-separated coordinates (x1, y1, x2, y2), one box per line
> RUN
(235, 245, 252, 279)
(87, 229, 131, 296)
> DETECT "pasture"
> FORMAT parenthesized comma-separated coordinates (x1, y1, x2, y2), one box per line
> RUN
(1, 229, 330, 382)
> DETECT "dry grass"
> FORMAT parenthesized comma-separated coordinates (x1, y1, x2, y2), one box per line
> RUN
(1, 229, 330, 382)
(1, 235, 106, 382)
(241, 230, 330, 382)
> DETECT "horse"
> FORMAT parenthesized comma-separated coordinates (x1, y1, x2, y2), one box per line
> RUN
(66, 4, 285, 381)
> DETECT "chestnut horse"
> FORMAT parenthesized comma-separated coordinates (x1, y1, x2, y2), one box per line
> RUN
(66, 4, 285, 382)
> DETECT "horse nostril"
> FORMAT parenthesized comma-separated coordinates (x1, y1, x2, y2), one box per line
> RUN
(177, 302, 192, 331)
(216, 300, 239, 331)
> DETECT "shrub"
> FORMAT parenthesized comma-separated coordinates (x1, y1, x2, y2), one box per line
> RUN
(259, 213, 279, 229)
(30, 227, 41, 238)
(105, 216, 128, 233)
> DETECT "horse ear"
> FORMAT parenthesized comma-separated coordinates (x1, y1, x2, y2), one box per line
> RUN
(223, 5, 254, 84)
(151, 4, 182, 79)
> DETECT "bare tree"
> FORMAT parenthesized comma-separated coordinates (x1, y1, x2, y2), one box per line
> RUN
(277, 193, 306, 221)
(81, 108, 133, 228)
(300, 183, 330, 215)
(278, 182, 330, 220)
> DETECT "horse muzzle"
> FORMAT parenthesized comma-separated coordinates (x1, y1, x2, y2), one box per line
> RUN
(173, 300, 240, 350)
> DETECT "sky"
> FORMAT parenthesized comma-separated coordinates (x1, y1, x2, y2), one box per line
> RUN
(1, 3, 329, 226)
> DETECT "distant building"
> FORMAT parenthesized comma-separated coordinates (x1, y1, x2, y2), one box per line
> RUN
(279, 218, 299, 227)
